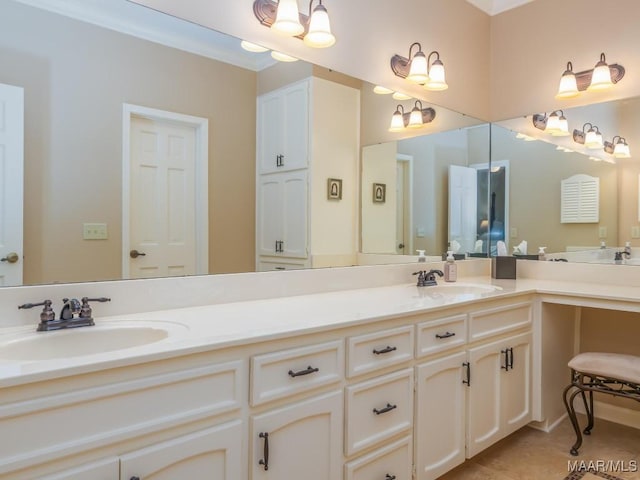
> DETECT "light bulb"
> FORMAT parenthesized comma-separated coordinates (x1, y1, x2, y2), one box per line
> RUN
(388, 109, 405, 132)
(614, 140, 631, 158)
(407, 51, 429, 84)
(271, 0, 304, 36)
(588, 53, 614, 91)
(408, 105, 424, 128)
(556, 63, 579, 98)
(424, 59, 448, 91)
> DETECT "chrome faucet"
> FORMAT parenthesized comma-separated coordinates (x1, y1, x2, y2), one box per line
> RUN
(18, 297, 111, 331)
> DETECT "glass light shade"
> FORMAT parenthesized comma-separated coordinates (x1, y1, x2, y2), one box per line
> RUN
(406, 51, 429, 84)
(424, 60, 448, 91)
(545, 114, 560, 133)
(556, 71, 579, 98)
(392, 92, 412, 101)
(373, 86, 393, 94)
(408, 107, 424, 128)
(271, 0, 304, 36)
(585, 129, 603, 149)
(240, 40, 269, 53)
(388, 111, 405, 132)
(551, 116, 570, 136)
(588, 63, 614, 91)
(271, 51, 298, 62)
(614, 141, 631, 158)
(304, 4, 335, 48)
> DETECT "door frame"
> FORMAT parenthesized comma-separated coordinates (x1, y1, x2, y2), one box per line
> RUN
(396, 153, 413, 255)
(122, 103, 209, 279)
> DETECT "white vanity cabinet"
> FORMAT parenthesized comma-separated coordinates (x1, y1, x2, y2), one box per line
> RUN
(37, 457, 120, 479)
(414, 301, 533, 480)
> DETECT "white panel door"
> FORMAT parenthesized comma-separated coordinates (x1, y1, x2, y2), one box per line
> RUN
(416, 352, 467, 480)
(251, 391, 343, 480)
(257, 175, 283, 256)
(129, 116, 196, 279)
(448, 165, 477, 254)
(120, 421, 243, 480)
(0, 83, 23, 286)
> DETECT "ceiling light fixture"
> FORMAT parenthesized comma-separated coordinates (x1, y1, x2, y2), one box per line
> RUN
(390, 44, 448, 91)
(555, 53, 624, 99)
(253, 0, 336, 48)
(573, 123, 603, 149)
(388, 101, 436, 132)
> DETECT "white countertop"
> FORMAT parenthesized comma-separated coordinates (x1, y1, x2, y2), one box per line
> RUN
(1, 275, 639, 388)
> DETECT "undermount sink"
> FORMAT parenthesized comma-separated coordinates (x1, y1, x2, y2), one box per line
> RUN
(0, 321, 187, 361)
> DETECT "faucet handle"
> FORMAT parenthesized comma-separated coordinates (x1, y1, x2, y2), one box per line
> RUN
(18, 300, 55, 322)
(413, 270, 427, 287)
(80, 297, 111, 319)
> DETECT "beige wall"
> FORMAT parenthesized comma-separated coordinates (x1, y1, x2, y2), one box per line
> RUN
(490, 0, 640, 121)
(0, 2, 256, 284)
(491, 126, 618, 253)
(131, 0, 492, 120)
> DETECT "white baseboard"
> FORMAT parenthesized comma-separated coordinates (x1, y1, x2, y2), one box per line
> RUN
(528, 413, 568, 433)
(574, 401, 640, 430)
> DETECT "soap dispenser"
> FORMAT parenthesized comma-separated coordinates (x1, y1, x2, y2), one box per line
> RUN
(416, 250, 427, 263)
(538, 247, 547, 261)
(444, 250, 457, 282)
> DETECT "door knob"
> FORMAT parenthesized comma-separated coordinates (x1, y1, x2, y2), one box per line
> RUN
(129, 249, 146, 259)
(397, 243, 405, 249)
(1, 252, 19, 263)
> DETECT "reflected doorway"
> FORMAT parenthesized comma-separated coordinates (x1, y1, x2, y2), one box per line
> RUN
(396, 154, 413, 255)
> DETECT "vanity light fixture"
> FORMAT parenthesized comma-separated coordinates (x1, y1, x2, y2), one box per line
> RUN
(241, 40, 269, 53)
(604, 136, 631, 158)
(270, 51, 299, 62)
(532, 111, 570, 136)
(390, 44, 448, 90)
(555, 53, 624, 98)
(252, 0, 336, 48)
(388, 101, 436, 132)
(573, 123, 603, 149)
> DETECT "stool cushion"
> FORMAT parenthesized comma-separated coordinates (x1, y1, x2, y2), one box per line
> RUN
(568, 352, 640, 385)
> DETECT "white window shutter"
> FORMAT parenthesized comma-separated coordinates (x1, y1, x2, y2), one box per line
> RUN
(561, 174, 599, 223)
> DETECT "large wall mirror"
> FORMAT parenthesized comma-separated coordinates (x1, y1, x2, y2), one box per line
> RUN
(492, 97, 640, 263)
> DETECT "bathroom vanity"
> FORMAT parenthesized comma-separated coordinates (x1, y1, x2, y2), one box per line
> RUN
(1, 260, 639, 480)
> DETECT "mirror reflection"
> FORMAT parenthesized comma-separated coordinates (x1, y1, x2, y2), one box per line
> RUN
(492, 96, 640, 264)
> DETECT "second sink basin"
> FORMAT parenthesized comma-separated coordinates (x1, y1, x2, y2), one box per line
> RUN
(0, 321, 188, 361)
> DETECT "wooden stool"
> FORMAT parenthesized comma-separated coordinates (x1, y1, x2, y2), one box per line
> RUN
(562, 352, 640, 456)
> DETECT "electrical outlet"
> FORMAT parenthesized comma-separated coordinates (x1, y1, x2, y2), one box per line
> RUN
(83, 223, 108, 240)
(598, 226, 607, 238)
(632, 226, 640, 239)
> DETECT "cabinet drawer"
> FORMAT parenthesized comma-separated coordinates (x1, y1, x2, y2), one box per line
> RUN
(347, 326, 414, 378)
(251, 340, 344, 406)
(469, 301, 532, 342)
(417, 314, 467, 357)
(345, 368, 413, 456)
(345, 436, 412, 480)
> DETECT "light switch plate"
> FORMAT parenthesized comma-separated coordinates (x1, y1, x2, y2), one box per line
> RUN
(83, 223, 108, 240)
(598, 226, 607, 238)
(510, 227, 518, 238)
(632, 226, 640, 239)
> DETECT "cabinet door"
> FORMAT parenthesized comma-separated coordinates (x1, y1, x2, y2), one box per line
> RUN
(466, 339, 503, 458)
(258, 92, 284, 173)
(257, 175, 284, 256)
(37, 457, 119, 479)
(415, 352, 466, 480)
(280, 170, 308, 258)
(501, 332, 532, 437)
(257, 81, 308, 174)
(120, 420, 243, 480)
(251, 390, 343, 480)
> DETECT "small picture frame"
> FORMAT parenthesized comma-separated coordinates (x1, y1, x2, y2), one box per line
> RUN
(327, 178, 342, 200)
(373, 183, 386, 203)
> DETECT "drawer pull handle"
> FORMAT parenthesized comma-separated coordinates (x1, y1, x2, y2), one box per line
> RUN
(463, 362, 471, 386)
(435, 331, 456, 339)
(508, 347, 514, 369)
(130, 477, 140, 480)
(373, 403, 397, 415)
(288, 365, 319, 378)
(501, 349, 510, 371)
(373, 345, 397, 355)
(259, 432, 269, 470)
(386, 475, 396, 480)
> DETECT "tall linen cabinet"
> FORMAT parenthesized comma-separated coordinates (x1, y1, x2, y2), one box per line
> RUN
(256, 76, 360, 271)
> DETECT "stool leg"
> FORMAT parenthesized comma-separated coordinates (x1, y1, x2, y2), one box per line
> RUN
(563, 384, 583, 456)
(584, 386, 595, 435)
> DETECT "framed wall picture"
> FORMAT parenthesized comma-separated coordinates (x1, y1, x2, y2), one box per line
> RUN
(373, 183, 386, 203)
(327, 178, 342, 200)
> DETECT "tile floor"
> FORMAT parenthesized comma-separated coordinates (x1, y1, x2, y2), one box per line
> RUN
(439, 415, 640, 480)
